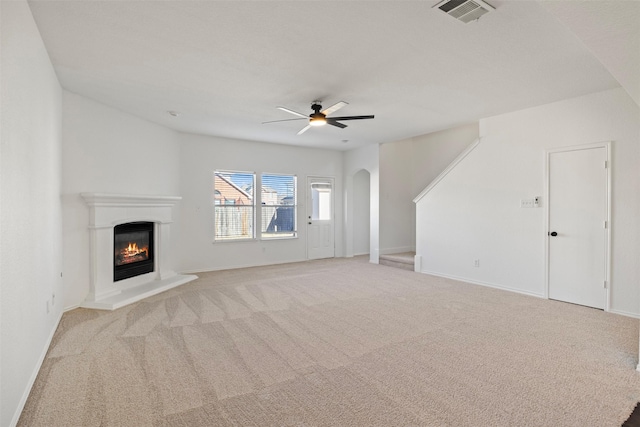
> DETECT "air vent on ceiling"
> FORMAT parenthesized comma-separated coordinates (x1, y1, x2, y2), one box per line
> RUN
(434, 0, 494, 23)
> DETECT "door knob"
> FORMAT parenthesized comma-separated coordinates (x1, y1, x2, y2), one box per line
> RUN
(549, 231, 558, 236)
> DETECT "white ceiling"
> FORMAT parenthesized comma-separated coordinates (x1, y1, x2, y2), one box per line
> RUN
(27, 0, 639, 151)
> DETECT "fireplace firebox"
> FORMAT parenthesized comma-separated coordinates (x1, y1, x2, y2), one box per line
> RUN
(114, 222, 154, 281)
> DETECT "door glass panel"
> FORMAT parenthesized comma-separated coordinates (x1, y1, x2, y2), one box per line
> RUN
(311, 183, 332, 220)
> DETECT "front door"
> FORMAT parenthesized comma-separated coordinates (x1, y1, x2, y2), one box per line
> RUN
(307, 177, 335, 260)
(547, 144, 609, 309)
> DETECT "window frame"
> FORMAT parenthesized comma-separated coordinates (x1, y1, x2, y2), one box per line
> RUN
(213, 170, 256, 242)
(260, 173, 298, 240)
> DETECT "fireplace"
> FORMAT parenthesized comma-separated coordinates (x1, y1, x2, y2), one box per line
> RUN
(113, 222, 154, 281)
(81, 193, 197, 310)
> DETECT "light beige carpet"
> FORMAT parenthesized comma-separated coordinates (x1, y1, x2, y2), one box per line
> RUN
(19, 257, 640, 426)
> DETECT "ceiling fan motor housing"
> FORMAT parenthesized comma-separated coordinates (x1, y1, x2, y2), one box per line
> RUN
(311, 103, 323, 115)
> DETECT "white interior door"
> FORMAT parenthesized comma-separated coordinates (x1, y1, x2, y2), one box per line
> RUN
(547, 145, 609, 309)
(307, 177, 335, 260)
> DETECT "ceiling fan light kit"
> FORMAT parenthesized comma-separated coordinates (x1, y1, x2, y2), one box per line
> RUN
(265, 101, 374, 135)
(309, 117, 327, 127)
(309, 103, 327, 126)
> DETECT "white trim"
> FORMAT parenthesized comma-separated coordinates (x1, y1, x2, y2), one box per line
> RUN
(413, 138, 481, 203)
(181, 257, 310, 274)
(544, 141, 612, 311)
(259, 235, 298, 241)
(260, 172, 298, 241)
(608, 309, 640, 320)
(213, 170, 256, 241)
(418, 269, 545, 299)
(63, 304, 81, 312)
(10, 310, 64, 427)
(306, 176, 336, 260)
(80, 193, 181, 207)
(212, 237, 258, 244)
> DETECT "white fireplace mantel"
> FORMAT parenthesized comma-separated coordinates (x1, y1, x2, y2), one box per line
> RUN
(80, 192, 197, 310)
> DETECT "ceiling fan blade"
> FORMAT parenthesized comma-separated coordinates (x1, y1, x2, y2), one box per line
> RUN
(297, 124, 312, 135)
(321, 101, 348, 116)
(262, 118, 306, 124)
(327, 115, 374, 121)
(277, 106, 308, 118)
(326, 119, 347, 129)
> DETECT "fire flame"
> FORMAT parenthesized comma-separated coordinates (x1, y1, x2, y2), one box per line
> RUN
(123, 242, 148, 257)
(116, 241, 149, 266)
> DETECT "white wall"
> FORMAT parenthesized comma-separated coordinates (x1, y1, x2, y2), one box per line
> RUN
(379, 140, 414, 254)
(415, 88, 640, 315)
(408, 123, 479, 249)
(353, 169, 370, 255)
(378, 123, 479, 254)
(61, 91, 180, 308)
(344, 144, 379, 262)
(0, 1, 63, 425)
(177, 133, 343, 272)
(410, 123, 479, 198)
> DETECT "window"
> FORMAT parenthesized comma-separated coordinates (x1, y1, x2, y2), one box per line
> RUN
(310, 182, 332, 220)
(261, 174, 297, 239)
(214, 171, 255, 240)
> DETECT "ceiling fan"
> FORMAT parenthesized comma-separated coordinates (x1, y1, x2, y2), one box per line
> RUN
(263, 101, 374, 135)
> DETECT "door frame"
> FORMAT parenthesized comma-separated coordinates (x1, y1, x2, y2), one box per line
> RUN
(544, 141, 612, 310)
(306, 175, 336, 260)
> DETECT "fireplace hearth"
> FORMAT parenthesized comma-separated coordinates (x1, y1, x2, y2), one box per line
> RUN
(114, 222, 154, 281)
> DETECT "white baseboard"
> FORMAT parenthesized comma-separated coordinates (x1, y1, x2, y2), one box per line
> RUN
(414, 255, 422, 272)
(608, 309, 640, 319)
(181, 258, 308, 275)
(420, 270, 640, 319)
(64, 304, 80, 312)
(10, 310, 64, 427)
(418, 269, 545, 299)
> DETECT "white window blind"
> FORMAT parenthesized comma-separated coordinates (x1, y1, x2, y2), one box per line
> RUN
(261, 174, 297, 239)
(214, 171, 255, 240)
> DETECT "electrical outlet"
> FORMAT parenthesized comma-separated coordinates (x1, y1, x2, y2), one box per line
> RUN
(474, 259, 480, 268)
(46, 300, 50, 314)
(52, 293, 55, 306)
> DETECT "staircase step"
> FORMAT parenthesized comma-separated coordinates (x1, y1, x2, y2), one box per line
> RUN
(379, 252, 415, 271)
(379, 258, 414, 271)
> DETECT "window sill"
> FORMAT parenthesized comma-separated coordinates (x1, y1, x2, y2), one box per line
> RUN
(213, 237, 257, 244)
(261, 235, 298, 241)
